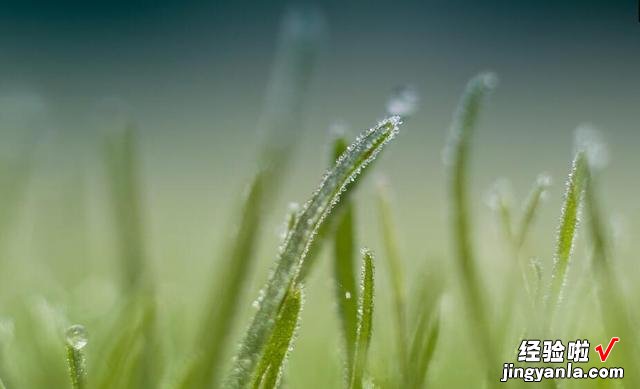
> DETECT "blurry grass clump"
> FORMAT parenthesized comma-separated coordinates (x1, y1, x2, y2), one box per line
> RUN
(0, 7, 637, 389)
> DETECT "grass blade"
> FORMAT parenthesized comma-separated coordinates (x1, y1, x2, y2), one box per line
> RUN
(349, 249, 375, 389)
(375, 180, 407, 373)
(444, 72, 498, 376)
(104, 124, 148, 292)
(176, 172, 265, 388)
(177, 9, 322, 388)
(252, 284, 304, 389)
(515, 174, 552, 251)
(330, 135, 359, 377)
(544, 151, 587, 322)
(65, 325, 88, 389)
(225, 116, 401, 388)
(0, 377, 6, 389)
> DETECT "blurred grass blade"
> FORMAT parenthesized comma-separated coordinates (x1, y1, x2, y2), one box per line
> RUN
(225, 116, 401, 388)
(176, 172, 265, 389)
(545, 151, 587, 321)
(252, 285, 304, 389)
(0, 377, 6, 389)
(330, 135, 359, 375)
(407, 307, 440, 389)
(444, 72, 498, 374)
(65, 325, 88, 389)
(376, 180, 407, 372)
(94, 296, 154, 389)
(104, 124, 148, 292)
(349, 249, 375, 389)
(178, 9, 322, 388)
(516, 174, 551, 250)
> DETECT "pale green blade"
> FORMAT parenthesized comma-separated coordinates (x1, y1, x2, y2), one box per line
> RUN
(444, 72, 499, 376)
(545, 151, 587, 321)
(376, 181, 407, 373)
(349, 249, 375, 389)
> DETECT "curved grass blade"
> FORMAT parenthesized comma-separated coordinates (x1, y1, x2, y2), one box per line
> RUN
(349, 249, 375, 389)
(251, 284, 304, 389)
(65, 325, 88, 389)
(544, 151, 587, 322)
(515, 174, 551, 251)
(330, 135, 359, 377)
(225, 116, 401, 388)
(376, 180, 407, 373)
(444, 72, 499, 375)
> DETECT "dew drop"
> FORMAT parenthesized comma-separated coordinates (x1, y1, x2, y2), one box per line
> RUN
(65, 324, 88, 350)
(345, 291, 352, 300)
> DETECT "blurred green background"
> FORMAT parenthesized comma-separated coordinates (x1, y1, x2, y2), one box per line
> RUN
(0, 0, 638, 387)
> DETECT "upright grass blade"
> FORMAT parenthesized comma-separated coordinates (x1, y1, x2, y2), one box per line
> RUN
(375, 181, 407, 373)
(225, 116, 401, 389)
(544, 151, 587, 323)
(103, 124, 160, 388)
(330, 135, 359, 376)
(176, 172, 265, 389)
(405, 272, 442, 389)
(407, 307, 440, 389)
(65, 325, 88, 389)
(0, 377, 6, 389)
(515, 174, 552, 251)
(349, 249, 375, 389)
(94, 295, 155, 389)
(104, 124, 148, 293)
(444, 72, 498, 376)
(251, 284, 304, 389)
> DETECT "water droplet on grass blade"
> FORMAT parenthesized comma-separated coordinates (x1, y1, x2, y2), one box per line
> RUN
(65, 324, 88, 350)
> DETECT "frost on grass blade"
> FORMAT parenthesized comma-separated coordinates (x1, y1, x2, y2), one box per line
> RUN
(65, 325, 88, 389)
(225, 116, 401, 389)
(545, 151, 587, 322)
(330, 134, 359, 376)
(444, 72, 498, 376)
(349, 249, 375, 389)
(251, 284, 303, 389)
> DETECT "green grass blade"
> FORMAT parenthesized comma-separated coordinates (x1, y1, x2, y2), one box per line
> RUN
(444, 72, 498, 375)
(104, 124, 148, 292)
(0, 377, 6, 389)
(176, 172, 265, 389)
(515, 174, 552, 250)
(376, 181, 407, 373)
(94, 296, 155, 389)
(252, 284, 304, 389)
(349, 248, 375, 389)
(330, 135, 359, 376)
(65, 325, 88, 389)
(225, 116, 401, 389)
(545, 151, 587, 321)
(407, 307, 440, 389)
